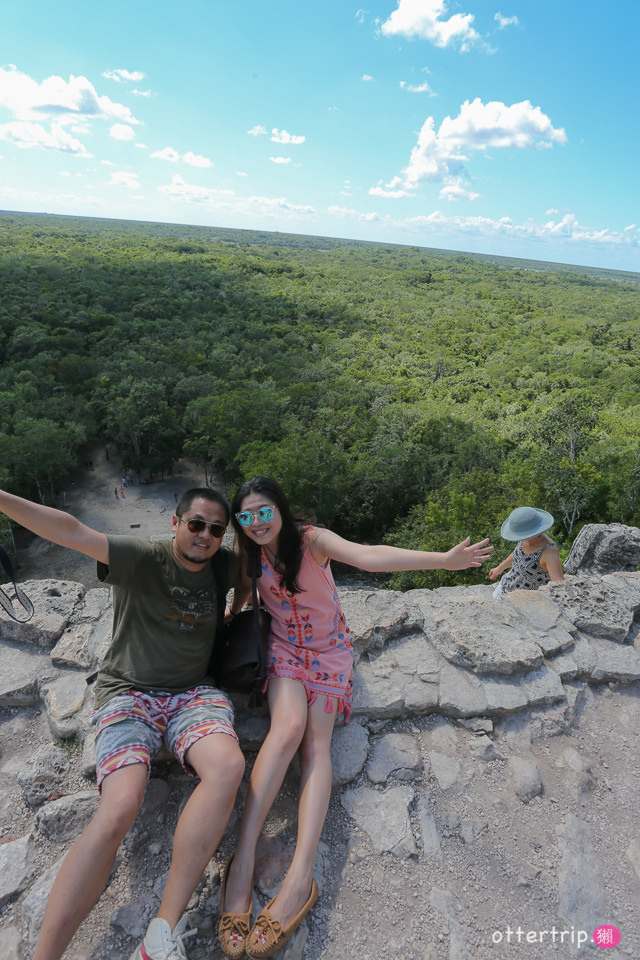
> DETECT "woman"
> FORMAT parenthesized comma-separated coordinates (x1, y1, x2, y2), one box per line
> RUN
(489, 505, 564, 597)
(219, 476, 493, 959)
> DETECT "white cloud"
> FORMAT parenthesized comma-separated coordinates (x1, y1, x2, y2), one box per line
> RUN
(372, 98, 567, 196)
(439, 178, 480, 201)
(246, 195, 314, 216)
(132, 89, 152, 98)
(0, 120, 91, 155)
(399, 80, 435, 95)
(159, 174, 234, 203)
(103, 68, 145, 83)
(271, 128, 305, 144)
(110, 123, 136, 141)
(151, 146, 214, 167)
(380, 0, 481, 51)
(270, 156, 292, 164)
(328, 205, 382, 223)
(109, 171, 140, 188)
(151, 146, 181, 162)
(0, 66, 139, 126)
(326, 204, 639, 251)
(494, 13, 519, 29)
(362, 74, 375, 82)
(369, 182, 413, 198)
(437, 98, 567, 149)
(400, 210, 639, 249)
(236, 171, 248, 177)
(248, 124, 268, 136)
(183, 151, 214, 168)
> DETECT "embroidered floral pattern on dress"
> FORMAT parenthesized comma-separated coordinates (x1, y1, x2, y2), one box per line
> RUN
(257, 528, 353, 719)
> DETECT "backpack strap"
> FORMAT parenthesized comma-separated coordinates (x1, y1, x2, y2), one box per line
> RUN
(0, 544, 35, 623)
(211, 546, 230, 640)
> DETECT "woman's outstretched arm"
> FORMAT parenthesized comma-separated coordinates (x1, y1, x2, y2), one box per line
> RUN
(308, 527, 493, 573)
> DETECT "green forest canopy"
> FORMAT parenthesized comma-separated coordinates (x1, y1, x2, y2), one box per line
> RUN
(1, 212, 639, 588)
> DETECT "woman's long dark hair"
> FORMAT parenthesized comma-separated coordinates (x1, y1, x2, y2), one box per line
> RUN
(231, 477, 309, 594)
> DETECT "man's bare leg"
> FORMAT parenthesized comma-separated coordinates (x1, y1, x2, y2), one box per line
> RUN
(32, 763, 148, 960)
(155, 732, 245, 930)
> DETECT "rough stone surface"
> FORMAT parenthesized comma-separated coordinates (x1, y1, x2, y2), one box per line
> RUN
(564, 522, 640, 575)
(0, 834, 35, 907)
(330, 720, 369, 786)
(557, 814, 608, 943)
(16, 744, 69, 808)
(34, 791, 100, 841)
(2, 559, 639, 959)
(508, 754, 543, 803)
(340, 784, 416, 857)
(366, 732, 423, 783)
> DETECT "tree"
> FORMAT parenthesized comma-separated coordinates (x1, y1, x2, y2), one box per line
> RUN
(531, 392, 603, 535)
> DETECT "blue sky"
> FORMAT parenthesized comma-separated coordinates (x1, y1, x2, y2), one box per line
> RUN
(1, 0, 638, 271)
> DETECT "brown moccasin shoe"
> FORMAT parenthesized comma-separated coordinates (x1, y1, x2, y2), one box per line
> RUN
(218, 857, 252, 959)
(246, 878, 318, 959)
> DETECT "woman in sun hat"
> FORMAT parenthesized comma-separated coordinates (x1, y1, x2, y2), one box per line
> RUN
(489, 506, 564, 598)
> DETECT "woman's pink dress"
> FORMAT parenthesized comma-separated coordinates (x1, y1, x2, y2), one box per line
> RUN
(258, 528, 353, 720)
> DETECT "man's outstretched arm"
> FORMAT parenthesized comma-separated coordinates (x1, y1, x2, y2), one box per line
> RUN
(0, 490, 109, 564)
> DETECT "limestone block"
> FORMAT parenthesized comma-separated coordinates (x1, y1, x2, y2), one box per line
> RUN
(341, 784, 416, 857)
(338, 588, 423, 662)
(0, 834, 35, 907)
(35, 791, 99, 841)
(564, 522, 640, 575)
(548, 575, 637, 643)
(366, 732, 423, 784)
(0, 642, 49, 707)
(0, 580, 85, 648)
(331, 720, 369, 786)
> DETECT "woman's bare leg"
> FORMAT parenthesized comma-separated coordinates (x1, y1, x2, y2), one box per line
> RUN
(257, 694, 336, 929)
(222, 678, 308, 914)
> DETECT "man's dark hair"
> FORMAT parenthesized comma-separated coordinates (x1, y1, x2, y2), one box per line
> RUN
(176, 487, 230, 524)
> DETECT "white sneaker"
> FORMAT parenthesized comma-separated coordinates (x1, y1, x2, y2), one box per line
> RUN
(129, 916, 196, 960)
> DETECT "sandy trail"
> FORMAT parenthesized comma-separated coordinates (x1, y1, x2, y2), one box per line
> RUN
(13, 443, 214, 588)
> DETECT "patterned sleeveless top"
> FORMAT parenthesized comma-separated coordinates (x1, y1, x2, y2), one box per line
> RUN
(499, 540, 554, 595)
(258, 528, 353, 719)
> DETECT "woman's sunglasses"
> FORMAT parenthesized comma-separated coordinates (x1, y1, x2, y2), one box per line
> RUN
(235, 506, 276, 528)
(178, 517, 226, 538)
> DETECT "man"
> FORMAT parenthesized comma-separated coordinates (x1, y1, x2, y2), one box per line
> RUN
(0, 486, 244, 960)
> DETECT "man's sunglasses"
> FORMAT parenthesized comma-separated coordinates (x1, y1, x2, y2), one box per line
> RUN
(235, 506, 276, 527)
(178, 517, 226, 538)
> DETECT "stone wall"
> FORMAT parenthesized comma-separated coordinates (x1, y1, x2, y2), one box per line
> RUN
(1, 552, 639, 958)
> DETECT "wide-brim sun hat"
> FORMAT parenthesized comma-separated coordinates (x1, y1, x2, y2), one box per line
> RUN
(501, 506, 554, 541)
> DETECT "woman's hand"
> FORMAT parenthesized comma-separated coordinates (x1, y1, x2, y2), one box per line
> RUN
(444, 537, 494, 571)
(489, 566, 500, 580)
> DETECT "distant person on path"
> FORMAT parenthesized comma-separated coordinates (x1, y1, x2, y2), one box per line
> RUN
(114, 487, 119, 499)
(0, 486, 244, 960)
(489, 506, 564, 597)
(218, 476, 493, 959)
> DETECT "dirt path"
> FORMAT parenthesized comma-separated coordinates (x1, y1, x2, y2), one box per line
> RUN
(15, 443, 212, 587)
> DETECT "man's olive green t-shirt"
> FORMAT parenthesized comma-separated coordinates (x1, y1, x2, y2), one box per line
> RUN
(93, 536, 238, 709)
